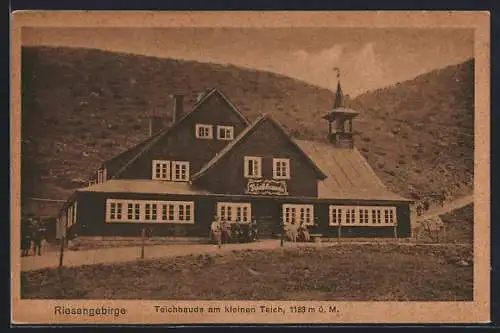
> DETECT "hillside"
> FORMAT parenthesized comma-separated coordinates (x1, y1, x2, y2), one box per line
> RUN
(20, 46, 474, 202)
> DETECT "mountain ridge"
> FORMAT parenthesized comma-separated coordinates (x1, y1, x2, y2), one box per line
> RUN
(20, 46, 474, 202)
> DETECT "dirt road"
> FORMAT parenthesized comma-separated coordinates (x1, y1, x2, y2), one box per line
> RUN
(416, 194, 473, 221)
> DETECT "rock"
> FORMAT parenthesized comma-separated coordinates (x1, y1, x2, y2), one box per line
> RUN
(247, 268, 261, 276)
(456, 259, 470, 267)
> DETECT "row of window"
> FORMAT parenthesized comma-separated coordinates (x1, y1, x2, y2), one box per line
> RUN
(244, 156, 290, 179)
(98, 200, 398, 227)
(106, 200, 195, 223)
(150, 156, 290, 182)
(196, 124, 234, 140)
(152, 160, 190, 181)
(329, 206, 397, 226)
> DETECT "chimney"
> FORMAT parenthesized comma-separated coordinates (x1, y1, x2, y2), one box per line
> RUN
(148, 115, 164, 137)
(170, 94, 184, 125)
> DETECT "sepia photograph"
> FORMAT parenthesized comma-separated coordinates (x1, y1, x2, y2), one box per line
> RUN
(11, 11, 490, 324)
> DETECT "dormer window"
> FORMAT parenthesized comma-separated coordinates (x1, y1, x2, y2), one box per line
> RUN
(195, 124, 213, 139)
(152, 160, 171, 180)
(273, 158, 290, 179)
(172, 161, 190, 182)
(152, 160, 189, 181)
(217, 125, 234, 140)
(244, 156, 262, 178)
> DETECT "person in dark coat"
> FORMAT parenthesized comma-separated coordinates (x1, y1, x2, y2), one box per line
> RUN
(31, 217, 44, 256)
(21, 215, 32, 257)
(250, 217, 258, 242)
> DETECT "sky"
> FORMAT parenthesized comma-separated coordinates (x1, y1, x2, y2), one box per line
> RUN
(22, 27, 474, 96)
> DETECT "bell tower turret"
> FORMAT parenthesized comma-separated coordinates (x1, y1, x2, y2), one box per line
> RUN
(322, 69, 360, 149)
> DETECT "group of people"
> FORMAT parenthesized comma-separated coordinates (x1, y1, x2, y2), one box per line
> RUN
(283, 220, 311, 242)
(414, 190, 449, 217)
(21, 214, 46, 257)
(209, 216, 259, 245)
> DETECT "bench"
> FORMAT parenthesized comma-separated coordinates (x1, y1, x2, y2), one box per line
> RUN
(310, 233, 323, 243)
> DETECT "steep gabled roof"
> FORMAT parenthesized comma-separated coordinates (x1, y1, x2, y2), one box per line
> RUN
(191, 114, 328, 182)
(101, 129, 163, 171)
(294, 139, 411, 202)
(110, 88, 251, 179)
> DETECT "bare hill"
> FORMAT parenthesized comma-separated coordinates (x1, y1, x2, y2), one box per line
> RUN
(20, 46, 474, 201)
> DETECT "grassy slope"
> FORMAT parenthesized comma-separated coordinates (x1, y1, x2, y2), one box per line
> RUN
(21, 244, 472, 301)
(21, 46, 474, 201)
(439, 203, 474, 244)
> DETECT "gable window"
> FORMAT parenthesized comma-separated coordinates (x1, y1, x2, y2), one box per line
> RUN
(172, 161, 190, 181)
(195, 124, 213, 139)
(244, 156, 262, 178)
(273, 158, 290, 179)
(152, 160, 170, 180)
(217, 125, 234, 140)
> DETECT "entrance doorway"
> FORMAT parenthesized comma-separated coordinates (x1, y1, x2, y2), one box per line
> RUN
(252, 200, 281, 238)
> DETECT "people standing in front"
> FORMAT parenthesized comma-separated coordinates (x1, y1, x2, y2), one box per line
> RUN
(220, 217, 232, 244)
(31, 217, 44, 256)
(287, 221, 299, 243)
(21, 215, 32, 257)
(210, 215, 221, 245)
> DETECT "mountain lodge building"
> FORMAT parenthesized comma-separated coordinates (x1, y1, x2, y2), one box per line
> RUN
(57, 83, 412, 241)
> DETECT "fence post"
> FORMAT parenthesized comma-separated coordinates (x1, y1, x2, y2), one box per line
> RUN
(280, 223, 284, 247)
(140, 228, 145, 259)
(59, 236, 65, 268)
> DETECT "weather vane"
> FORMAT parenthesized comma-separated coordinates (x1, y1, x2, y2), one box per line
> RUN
(333, 67, 341, 79)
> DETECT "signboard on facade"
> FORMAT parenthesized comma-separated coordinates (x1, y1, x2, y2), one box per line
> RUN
(245, 179, 288, 196)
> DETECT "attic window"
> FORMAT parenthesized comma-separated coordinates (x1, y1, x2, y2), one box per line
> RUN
(244, 156, 262, 178)
(273, 158, 290, 179)
(217, 125, 234, 140)
(195, 124, 213, 139)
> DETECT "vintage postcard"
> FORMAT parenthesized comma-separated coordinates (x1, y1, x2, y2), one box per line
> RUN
(10, 11, 490, 325)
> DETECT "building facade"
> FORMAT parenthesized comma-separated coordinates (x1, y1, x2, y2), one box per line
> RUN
(58, 86, 413, 240)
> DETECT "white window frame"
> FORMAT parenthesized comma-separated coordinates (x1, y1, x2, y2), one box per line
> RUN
(105, 199, 194, 224)
(66, 201, 78, 227)
(329, 206, 343, 226)
(282, 204, 314, 226)
(172, 161, 190, 182)
(273, 158, 290, 180)
(329, 205, 397, 226)
(217, 202, 251, 223)
(152, 160, 171, 180)
(217, 125, 234, 140)
(244, 156, 262, 178)
(195, 124, 213, 139)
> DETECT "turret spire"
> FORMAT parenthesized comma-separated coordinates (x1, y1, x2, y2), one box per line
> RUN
(333, 67, 343, 109)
